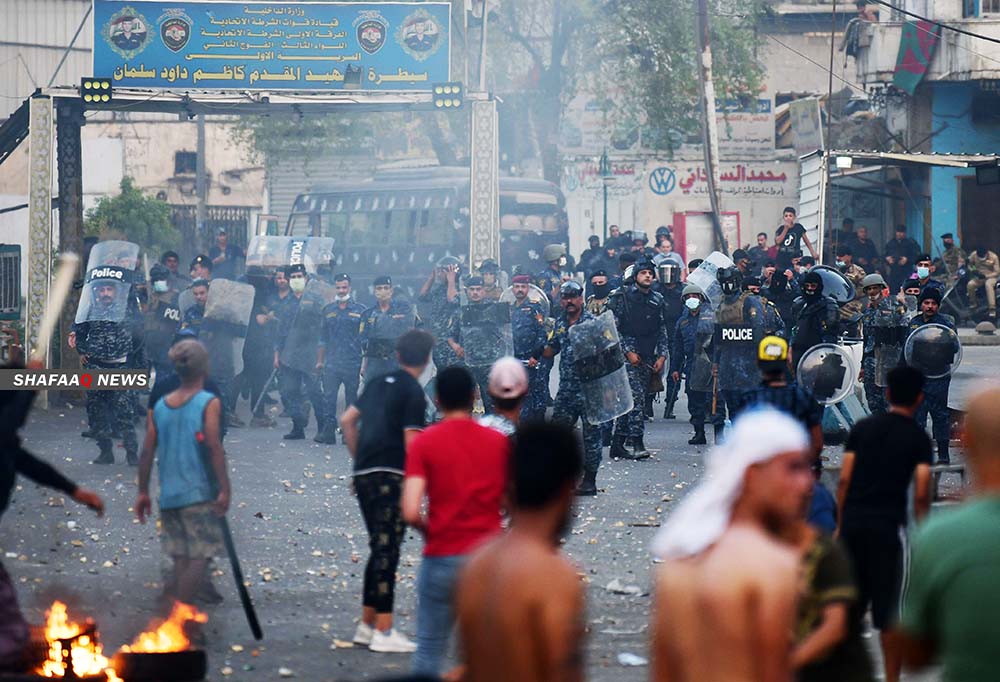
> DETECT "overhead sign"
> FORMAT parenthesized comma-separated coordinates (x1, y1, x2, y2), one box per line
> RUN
(788, 97, 824, 154)
(93, 1, 451, 91)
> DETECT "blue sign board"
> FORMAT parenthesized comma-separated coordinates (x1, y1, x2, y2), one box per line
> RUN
(93, 1, 450, 91)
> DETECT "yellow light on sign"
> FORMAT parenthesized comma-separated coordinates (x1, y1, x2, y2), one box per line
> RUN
(431, 82, 463, 110)
(80, 77, 113, 105)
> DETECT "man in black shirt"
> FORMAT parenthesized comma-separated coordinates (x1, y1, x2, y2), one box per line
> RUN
(339, 329, 433, 653)
(775, 206, 817, 270)
(836, 366, 932, 682)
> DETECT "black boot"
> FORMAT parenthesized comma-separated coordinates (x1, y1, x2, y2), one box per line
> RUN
(688, 427, 707, 445)
(92, 442, 114, 465)
(125, 449, 138, 467)
(936, 439, 950, 465)
(313, 424, 338, 444)
(643, 396, 654, 419)
(283, 419, 306, 440)
(714, 424, 725, 444)
(632, 436, 652, 459)
(601, 428, 612, 447)
(610, 435, 629, 460)
(663, 404, 676, 419)
(576, 470, 597, 496)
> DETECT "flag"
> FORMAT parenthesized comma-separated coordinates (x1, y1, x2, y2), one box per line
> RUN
(893, 20, 941, 95)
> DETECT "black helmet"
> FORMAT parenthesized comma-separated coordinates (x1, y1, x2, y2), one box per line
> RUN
(149, 263, 169, 282)
(717, 266, 742, 295)
(478, 258, 500, 273)
(559, 280, 584, 298)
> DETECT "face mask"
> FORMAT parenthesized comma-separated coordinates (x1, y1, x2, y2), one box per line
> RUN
(836, 260, 846, 269)
(916, 266, 930, 279)
(558, 256, 568, 267)
(685, 297, 701, 311)
(375, 289, 392, 302)
(289, 278, 306, 293)
(335, 293, 351, 302)
(591, 283, 610, 299)
(153, 280, 169, 293)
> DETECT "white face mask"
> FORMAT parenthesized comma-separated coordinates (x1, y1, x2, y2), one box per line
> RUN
(916, 266, 930, 279)
(289, 278, 306, 293)
(153, 280, 169, 293)
(558, 256, 568, 267)
(685, 297, 701, 310)
(334, 293, 351, 302)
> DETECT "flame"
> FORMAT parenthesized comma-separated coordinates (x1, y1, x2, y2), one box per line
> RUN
(120, 602, 208, 653)
(36, 601, 121, 681)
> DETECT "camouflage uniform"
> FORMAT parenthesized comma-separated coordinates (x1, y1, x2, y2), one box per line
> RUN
(860, 297, 904, 415)
(908, 312, 957, 462)
(547, 310, 603, 476)
(839, 263, 867, 326)
(360, 299, 417, 382)
(511, 297, 549, 422)
(418, 284, 460, 371)
(672, 309, 722, 429)
(941, 246, 967, 282)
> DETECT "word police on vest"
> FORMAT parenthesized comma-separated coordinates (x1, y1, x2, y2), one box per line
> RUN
(721, 326, 756, 343)
(0, 370, 149, 390)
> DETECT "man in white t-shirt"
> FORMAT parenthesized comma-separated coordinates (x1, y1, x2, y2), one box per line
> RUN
(478, 357, 529, 436)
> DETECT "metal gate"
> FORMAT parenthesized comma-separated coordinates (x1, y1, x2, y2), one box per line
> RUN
(170, 205, 254, 259)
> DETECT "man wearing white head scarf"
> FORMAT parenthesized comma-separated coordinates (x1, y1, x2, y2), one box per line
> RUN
(650, 408, 814, 682)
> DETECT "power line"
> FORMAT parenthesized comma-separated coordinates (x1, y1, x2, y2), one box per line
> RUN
(765, 34, 869, 96)
(866, 0, 1000, 45)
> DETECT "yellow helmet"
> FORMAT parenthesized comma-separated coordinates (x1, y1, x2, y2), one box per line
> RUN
(758, 335, 788, 363)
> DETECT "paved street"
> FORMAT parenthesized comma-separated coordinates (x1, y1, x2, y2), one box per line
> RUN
(2, 348, 998, 681)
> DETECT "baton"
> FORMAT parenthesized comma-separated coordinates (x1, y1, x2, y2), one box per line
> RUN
(711, 374, 718, 416)
(31, 253, 80, 364)
(219, 515, 263, 640)
(251, 366, 279, 415)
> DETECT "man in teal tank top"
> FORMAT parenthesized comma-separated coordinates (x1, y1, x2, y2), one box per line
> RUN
(136, 339, 231, 608)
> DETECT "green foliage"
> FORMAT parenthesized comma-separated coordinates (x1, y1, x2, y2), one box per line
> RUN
(84, 177, 179, 252)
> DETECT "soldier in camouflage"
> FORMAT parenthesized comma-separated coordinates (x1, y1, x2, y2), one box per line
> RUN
(859, 273, 905, 415)
(586, 270, 614, 444)
(509, 274, 549, 422)
(418, 256, 461, 371)
(543, 281, 603, 496)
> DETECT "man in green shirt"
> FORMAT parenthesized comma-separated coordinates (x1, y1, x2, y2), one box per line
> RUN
(901, 386, 1000, 681)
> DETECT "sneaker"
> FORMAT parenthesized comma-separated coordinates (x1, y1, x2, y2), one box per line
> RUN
(353, 622, 374, 646)
(369, 628, 417, 653)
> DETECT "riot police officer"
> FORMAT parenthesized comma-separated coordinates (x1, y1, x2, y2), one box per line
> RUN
(607, 260, 669, 459)
(361, 275, 417, 382)
(791, 271, 840, 366)
(274, 264, 325, 440)
(747, 276, 785, 337)
(536, 244, 568, 304)
(70, 241, 142, 465)
(181, 279, 209, 334)
(860, 273, 904, 415)
(543, 281, 603, 496)
(509, 274, 549, 422)
(671, 285, 718, 445)
(418, 256, 461, 371)
(907, 288, 957, 463)
(314, 273, 366, 444)
(586, 270, 612, 315)
(144, 264, 181, 390)
(478, 258, 504, 302)
(653, 263, 685, 419)
(449, 276, 510, 414)
(711, 266, 766, 440)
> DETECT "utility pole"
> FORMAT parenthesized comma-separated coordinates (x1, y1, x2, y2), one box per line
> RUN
(694, 0, 729, 255)
(196, 113, 207, 253)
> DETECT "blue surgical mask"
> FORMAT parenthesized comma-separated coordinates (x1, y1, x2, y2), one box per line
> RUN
(836, 260, 846, 269)
(916, 266, 930, 279)
(685, 297, 701, 310)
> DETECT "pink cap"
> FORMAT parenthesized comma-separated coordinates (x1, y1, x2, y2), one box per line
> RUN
(488, 356, 529, 399)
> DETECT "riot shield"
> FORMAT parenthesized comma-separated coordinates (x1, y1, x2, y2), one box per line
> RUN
(144, 293, 182, 366)
(687, 310, 716, 391)
(460, 302, 512, 367)
(810, 265, 856, 305)
(245, 236, 334, 273)
(796, 343, 858, 405)
(904, 323, 962, 379)
(872, 319, 906, 388)
(74, 240, 140, 324)
(499, 284, 550, 317)
(202, 279, 255, 377)
(685, 252, 735, 311)
(279, 285, 328, 374)
(304, 277, 339, 306)
(568, 311, 634, 425)
(178, 287, 197, 317)
(364, 303, 417, 365)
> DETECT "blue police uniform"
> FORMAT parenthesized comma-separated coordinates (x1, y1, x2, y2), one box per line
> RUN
(547, 310, 603, 476)
(655, 283, 685, 417)
(712, 292, 766, 423)
(418, 284, 461, 371)
(319, 299, 366, 426)
(511, 298, 549, 421)
(860, 298, 904, 415)
(607, 284, 670, 443)
(274, 291, 323, 430)
(181, 304, 204, 334)
(671, 309, 722, 430)
(908, 311, 957, 462)
(360, 299, 416, 381)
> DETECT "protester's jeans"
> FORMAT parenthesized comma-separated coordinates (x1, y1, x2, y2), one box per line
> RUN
(412, 554, 466, 676)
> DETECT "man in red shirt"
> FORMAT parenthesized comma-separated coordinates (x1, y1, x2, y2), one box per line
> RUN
(402, 366, 511, 676)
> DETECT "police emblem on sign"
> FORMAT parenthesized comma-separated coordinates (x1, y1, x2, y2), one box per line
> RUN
(158, 10, 192, 53)
(103, 6, 151, 60)
(354, 10, 388, 55)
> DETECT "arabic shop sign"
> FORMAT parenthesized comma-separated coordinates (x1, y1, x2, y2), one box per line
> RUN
(93, 1, 450, 91)
(670, 163, 794, 198)
(716, 98, 774, 159)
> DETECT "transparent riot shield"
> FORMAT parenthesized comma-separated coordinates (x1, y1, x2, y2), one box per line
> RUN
(305, 277, 339, 306)
(796, 343, 858, 405)
(568, 311, 634, 424)
(144, 293, 182, 365)
(904, 323, 962, 380)
(685, 251, 734, 311)
(460, 302, 512, 367)
(74, 240, 140, 324)
(499, 283, 550, 317)
(364, 303, 417, 369)
(202, 279, 255, 377)
(279, 285, 328, 374)
(245, 236, 334, 273)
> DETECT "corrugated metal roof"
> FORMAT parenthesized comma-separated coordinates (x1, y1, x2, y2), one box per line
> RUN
(801, 149, 1000, 168)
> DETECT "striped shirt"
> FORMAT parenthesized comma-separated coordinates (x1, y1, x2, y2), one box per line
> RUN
(739, 381, 824, 428)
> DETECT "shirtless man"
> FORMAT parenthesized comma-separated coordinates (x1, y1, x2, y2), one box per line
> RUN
(456, 422, 585, 682)
(651, 408, 813, 682)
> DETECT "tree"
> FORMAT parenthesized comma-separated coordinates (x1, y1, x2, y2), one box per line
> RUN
(84, 177, 179, 254)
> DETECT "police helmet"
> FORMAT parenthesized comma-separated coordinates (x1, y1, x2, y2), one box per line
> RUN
(542, 244, 567, 263)
(631, 230, 649, 245)
(682, 284, 704, 298)
(559, 280, 584, 298)
(717, 266, 742, 294)
(478, 258, 500, 273)
(634, 260, 656, 276)
(861, 273, 887, 290)
(436, 255, 462, 269)
(149, 263, 169, 282)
